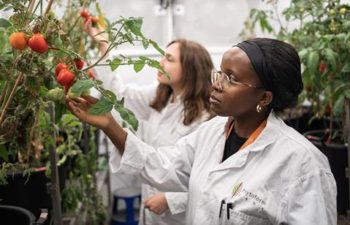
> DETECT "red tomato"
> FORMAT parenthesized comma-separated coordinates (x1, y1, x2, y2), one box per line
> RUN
(28, 33, 48, 53)
(319, 62, 327, 73)
(91, 16, 99, 24)
(80, 9, 89, 18)
(9, 32, 27, 50)
(55, 63, 68, 76)
(87, 69, 96, 80)
(57, 69, 75, 86)
(83, 17, 91, 25)
(74, 58, 84, 70)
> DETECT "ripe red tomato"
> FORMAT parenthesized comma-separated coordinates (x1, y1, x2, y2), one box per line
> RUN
(28, 33, 48, 53)
(319, 62, 327, 73)
(9, 32, 27, 50)
(74, 58, 84, 70)
(55, 63, 68, 76)
(87, 69, 96, 80)
(91, 16, 99, 24)
(80, 9, 89, 18)
(57, 69, 75, 86)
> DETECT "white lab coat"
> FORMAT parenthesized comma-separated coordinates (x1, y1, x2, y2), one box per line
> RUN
(112, 112, 337, 225)
(96, 68, 210, 225)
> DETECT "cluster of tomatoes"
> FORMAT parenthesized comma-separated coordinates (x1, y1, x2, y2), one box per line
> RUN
(80, 9, 99, 25)
(55, 60, 95, 92)
(9, 32, 48, 53)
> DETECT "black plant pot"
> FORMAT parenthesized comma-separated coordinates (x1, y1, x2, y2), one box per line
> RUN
(0, 205, 47, 225)
(0, 163, 69, 224)
(304, 129, 349, 215)
(284, 111, 341, 134)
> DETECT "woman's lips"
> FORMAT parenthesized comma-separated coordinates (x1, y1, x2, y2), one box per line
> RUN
(209, 94, 221, 104)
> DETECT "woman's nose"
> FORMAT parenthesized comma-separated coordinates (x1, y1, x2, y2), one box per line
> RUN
(212, 80, 223, 92)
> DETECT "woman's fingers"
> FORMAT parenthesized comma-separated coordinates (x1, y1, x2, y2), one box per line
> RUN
(83, 95, 98, 104)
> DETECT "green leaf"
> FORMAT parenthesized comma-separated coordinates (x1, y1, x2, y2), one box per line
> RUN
(0, 144, 8, 161)
(71, 79, 94, 94)
(124, 17, 143, 36)
(324, 48, 337, 70)
(142, 39, 149, 49)
(333, 95, 344, 117)
(146, 58, 161, 69)
(345, 89, 350, 99)
(88, 97, 113, 115)
(98, 88, 117, 102)
(307, 51, 319, 75)
(298, 49, 308, 60)
(109, 58, 122, 71)
(149, 39, 164, 55)
(133, 61, 145, 72)
(0, 18, 11, 28)
(341, 63, 350, 73)
(114, 104, 138, 131)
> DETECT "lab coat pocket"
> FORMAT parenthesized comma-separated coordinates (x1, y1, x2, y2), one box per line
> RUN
(225, 190, 271, 225)
(227, 208, 270, 225)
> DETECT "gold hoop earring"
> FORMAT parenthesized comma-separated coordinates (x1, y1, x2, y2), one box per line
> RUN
(256, 104, 262, 113)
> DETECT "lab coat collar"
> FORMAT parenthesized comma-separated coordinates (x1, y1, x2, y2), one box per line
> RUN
(212, 111, 280, 171)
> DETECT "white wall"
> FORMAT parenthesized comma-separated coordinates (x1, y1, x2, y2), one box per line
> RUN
(96, 0, 269, 85)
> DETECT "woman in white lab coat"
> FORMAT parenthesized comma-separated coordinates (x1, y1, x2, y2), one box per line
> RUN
(67, 38, 337, 225)
(87, 27, 215, 225)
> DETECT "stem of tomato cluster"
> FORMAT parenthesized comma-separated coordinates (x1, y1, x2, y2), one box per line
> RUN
(83, 23, 126, 71)
(0, 81, 9, 105)
(44, 0, 54, 15)
(0, 73, 24, 125)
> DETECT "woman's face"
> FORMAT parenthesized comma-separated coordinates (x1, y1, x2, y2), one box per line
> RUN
(210, 47, 264, 117)
(157, 42, 183, 88)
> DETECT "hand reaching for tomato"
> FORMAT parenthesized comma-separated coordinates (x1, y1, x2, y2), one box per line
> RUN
(66, 95, 112, 130)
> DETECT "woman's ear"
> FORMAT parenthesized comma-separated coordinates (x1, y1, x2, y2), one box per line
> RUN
(259, 91, 273, 108)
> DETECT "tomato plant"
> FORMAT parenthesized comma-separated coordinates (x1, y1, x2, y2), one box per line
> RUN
(0, 0, 166, 223)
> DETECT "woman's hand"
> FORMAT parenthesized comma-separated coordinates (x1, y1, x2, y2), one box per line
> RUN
(144, 192, 169, 215)
(66, 95, 112, 130)
(84, 21, 109, 56)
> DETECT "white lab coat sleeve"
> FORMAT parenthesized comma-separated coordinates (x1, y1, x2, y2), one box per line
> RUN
(112, 129, 196, 192)
(93, 62, 158, 120)
(280, 169, 337, 225)
(164, 192, 188, 215)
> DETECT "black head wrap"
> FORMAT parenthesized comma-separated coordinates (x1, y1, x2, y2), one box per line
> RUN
(236, 40, 273, 91)
(235, 38, 303, 112)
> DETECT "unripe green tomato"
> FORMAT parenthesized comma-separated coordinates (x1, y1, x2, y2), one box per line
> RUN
(47, 87, 65, 103)
(340, 7, 347, 14)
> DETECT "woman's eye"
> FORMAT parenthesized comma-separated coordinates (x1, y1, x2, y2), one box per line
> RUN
(229, 75, 237, 83)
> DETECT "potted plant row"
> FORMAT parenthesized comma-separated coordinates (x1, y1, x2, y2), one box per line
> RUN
(240, 0, 350, 215)
(0, 0, 165, 224)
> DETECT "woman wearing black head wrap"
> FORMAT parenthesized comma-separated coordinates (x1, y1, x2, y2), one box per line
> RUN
(67, 38, 336, 225)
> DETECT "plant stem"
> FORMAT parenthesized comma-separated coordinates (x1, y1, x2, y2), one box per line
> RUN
(83, 24, 125, 72)
(0, 81, 9, 105)
(25, 0, 36, 26)
(0, 73, 24, 125)
(44, 0, 54, 15)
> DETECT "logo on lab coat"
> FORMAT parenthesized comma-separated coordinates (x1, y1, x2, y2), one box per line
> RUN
(231, 182, 243, 197)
